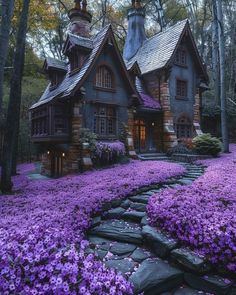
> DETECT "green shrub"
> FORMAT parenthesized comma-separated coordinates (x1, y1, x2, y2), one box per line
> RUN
(192, 133, 222, 156)
(167, 143, 192, 156)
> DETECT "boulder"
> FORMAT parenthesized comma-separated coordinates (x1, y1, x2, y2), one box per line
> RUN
(131, 248, 152, 263)
(171, 248, 211, 274)
(105, 258, 135, 275)
(104, 207, 125, 219)
(184, 273, 233, 295)
(142, 225, 178, 257)
(89, 220, 143, 244)
(129, 258, 183, 294)
(123, 211, 146, 222)
(130, 202, 146, 212)
(129, 194, 149, 204)
(120, 199, 131, 209)
(110, 242, 137, 256)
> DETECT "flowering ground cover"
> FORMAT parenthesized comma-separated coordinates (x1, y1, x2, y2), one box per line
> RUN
(147, 145, 236, 275)
(0, 160, 184, 294)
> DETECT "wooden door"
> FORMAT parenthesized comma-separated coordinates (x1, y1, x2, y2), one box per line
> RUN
(133, 119, 146, 152)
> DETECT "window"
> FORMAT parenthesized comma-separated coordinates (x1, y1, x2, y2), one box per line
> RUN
(70, 52, 86, 73)
(95, 66, 114, 89)
(176, 79, 188, 99)
(175, 48, 187, 66)
(53, 105, 69, 134)
(94, 105, 116, 136)
(175, 116, 192, 138)
(31, 107, 48, 136)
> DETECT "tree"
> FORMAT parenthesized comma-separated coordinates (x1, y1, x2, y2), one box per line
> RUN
(1, 0, 30, 193)
(0, 0, 15, 112)
(214, 0, 229, 152)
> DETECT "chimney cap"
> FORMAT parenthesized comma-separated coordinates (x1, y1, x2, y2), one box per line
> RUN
(68, 0, 92, 23)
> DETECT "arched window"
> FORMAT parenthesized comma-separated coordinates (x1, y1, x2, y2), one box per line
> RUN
(175, 116, 192, 138)
(95, 66, 114, 89)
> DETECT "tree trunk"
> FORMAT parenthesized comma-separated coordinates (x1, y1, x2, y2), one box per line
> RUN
(0, 0, 30, 193)
(212, 0, 220, 105)
(215, 0, 229, 152)
(0, 0, 15, 112)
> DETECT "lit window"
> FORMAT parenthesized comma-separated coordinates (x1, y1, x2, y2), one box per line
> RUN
(95, 66, 114, 89)
(94, 105, 116, 136)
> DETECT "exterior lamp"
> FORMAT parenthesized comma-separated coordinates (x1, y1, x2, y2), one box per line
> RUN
(62, 153, 65, 157)
(152, 122, 155, 126)
(47, 151, 50, 155)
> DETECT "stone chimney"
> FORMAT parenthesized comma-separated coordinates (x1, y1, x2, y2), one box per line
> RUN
(68, 0, 92, 38)
(123, 0, 146, 62)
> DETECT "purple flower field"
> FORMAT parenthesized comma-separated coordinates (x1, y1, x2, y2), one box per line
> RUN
(0, 160, 184, 294)
(147, 145, 236, 274)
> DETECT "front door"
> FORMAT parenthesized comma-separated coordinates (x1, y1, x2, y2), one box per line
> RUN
(51, 155, 63, 177)
(133, 119, 146, 153)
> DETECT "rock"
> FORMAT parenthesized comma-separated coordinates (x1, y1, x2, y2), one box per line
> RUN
(171, 248, 211, 274)
(102, 202, 112, 211)
(89, 220, 143, 244)
(123, 211, 146, 222)
(142, 225, 178, 258)
(143, 191, 154, 196)
(129, 194, 149, 204)
(90, 216, 101, 228)
(184, 273, 233, 295)
(110, 242, 137, 256)
(129, 258, 183, 294)
(130, 202, 146, 212)
(131, 248, 152, 263)
(120, 199, 131, 209)
(177, 179, 193, 185)
(88, 236, 112, 248)
(141, 215, 149, 226)
(104, 207, 125, 219)
(174, 286, 209, 294)
(105, 258, 135, 275)
(111, 199, 122, 208)
(97, 249, 107, 259)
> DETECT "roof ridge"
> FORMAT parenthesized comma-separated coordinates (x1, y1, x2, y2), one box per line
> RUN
(144, 18, 188, 45)
(92, 24, 111, 41)
(68, 33, 92, 42)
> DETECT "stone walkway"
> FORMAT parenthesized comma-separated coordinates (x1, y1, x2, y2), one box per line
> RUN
(87, 163, 234, 295)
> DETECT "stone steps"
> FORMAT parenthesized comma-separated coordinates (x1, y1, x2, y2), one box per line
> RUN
(138, 153, 170, 161)
(87, 163, 235, 294)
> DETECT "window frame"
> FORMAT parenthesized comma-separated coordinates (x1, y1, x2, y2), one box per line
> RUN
(175, 115, 192, 139)
(176, 78, 188, 100)
(94, 65, 115, 92)
(174, 47, 187, 67)
(93, 104, 117, 138)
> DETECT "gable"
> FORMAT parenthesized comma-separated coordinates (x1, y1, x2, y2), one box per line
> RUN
(126, 19, 208, 82)
(31, 25, 139, 110)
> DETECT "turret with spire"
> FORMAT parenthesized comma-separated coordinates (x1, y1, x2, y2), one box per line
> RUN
(68, 0, 92, 38)
(123, 0, 146, 62)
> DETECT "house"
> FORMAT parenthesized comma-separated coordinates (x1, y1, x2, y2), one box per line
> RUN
(30, 0, 208, 177)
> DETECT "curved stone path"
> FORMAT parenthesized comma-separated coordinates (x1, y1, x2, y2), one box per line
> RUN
(86, 163, 235, 295)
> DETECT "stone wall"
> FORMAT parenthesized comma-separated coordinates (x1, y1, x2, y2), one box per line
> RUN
(193, 89, 203, 136)
(146, 74, 177, 151)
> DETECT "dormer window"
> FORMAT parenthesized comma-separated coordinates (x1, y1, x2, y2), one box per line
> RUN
(175, 48, 187, 66)
(95, 66, 115, 90)
(49, 71, 64, 90)
(70, 51, 86, 73)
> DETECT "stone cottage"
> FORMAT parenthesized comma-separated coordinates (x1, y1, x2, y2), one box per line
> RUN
(30, 0, 208, 176)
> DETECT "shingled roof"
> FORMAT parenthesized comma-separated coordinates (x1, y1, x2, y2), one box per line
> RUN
(127, 19, 198, 75)
(44, 57, 67, 72)
(30, 25, 110, 109)
(63, 33, 94, 53)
